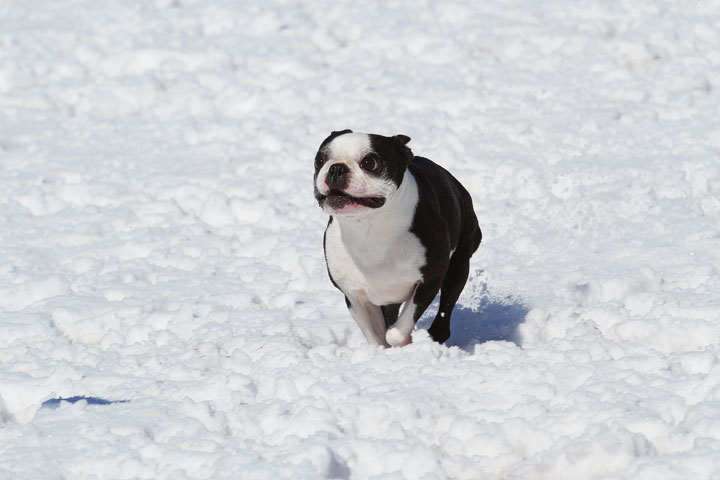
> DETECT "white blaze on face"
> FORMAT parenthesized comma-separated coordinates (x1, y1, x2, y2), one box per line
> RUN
(327, 132, 372, 160)
(315, 132, 397, 203)
(315, 133, 371, 196)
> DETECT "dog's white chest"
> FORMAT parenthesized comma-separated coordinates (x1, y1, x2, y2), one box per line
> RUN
(325, 221, 425, 305)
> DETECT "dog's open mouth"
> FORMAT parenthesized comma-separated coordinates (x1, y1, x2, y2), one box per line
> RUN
(321, 189, 386, 209)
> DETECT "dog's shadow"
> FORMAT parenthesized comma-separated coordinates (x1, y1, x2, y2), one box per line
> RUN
(417, 295, 528, 352)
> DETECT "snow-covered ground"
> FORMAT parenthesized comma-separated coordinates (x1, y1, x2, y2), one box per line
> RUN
(2, 0, 720, 478)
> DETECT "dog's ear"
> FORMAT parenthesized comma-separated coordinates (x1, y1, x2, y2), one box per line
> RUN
(393, 134, 413, 165)
(394, 134, 411, 145)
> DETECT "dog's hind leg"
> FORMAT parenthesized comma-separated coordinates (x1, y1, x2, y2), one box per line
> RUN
(428, 212, 482, 343)
(427, 225, 481, 343)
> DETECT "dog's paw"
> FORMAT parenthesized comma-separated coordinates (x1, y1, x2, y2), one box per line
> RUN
(386, 328, 411, 347)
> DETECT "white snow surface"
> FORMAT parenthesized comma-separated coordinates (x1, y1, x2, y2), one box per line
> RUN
(2, 0, 720, 478)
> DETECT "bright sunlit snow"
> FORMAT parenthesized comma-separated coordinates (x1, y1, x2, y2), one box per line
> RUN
(2, 1, 720, 478)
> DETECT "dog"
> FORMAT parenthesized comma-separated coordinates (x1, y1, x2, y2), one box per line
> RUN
(314, 130, 481, 347)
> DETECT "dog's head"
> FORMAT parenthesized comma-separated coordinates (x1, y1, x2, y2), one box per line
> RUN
(313, 130, 413, 216)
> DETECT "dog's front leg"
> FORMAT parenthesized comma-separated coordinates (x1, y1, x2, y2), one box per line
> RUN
(346, 295, 389, 347)
(386, 279, 443, 347)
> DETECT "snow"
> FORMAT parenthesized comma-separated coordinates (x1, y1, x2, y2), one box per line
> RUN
(1, 0, 720, 478)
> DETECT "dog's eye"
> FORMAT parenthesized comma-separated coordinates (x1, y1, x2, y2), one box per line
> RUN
(315, 153, 326, 169)
(360, 155, 380, 172)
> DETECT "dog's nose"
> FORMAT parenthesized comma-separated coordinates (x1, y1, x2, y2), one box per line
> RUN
(326, 163, 350, 189)
(328, 163, 349, 179)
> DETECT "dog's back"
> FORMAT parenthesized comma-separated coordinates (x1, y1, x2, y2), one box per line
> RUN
(409, 156, 482, 275)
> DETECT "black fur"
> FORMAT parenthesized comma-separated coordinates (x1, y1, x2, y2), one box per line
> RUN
(367, 134, 413, 187)
(408, 157, 481, 342)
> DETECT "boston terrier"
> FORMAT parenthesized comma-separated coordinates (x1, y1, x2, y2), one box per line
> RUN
(314, 130, 482, 347)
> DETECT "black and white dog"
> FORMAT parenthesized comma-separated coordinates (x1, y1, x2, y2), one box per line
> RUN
(314, 130, 481, 347)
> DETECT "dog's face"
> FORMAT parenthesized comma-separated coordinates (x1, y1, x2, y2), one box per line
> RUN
(314, 130, 413, 216)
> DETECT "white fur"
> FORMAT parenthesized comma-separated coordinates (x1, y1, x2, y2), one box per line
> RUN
(347, 299, 387, 346)
(324, 170, 425, 345)
(385, 283, 419, 347)
(326, 132, 372, 159)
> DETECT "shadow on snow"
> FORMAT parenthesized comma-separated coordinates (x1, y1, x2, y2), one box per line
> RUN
(417, 295, 529, 352)
(41, 396, 129, 409)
